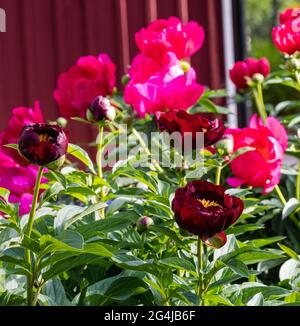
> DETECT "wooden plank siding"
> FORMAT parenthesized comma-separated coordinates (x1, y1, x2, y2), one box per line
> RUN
(0, 0, 225, 146)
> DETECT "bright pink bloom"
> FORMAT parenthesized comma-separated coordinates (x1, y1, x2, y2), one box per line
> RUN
(124, 52, 205, 117)
(226, 124, 284, 194)
(249, 114, 288, 151)
(279, 8, 300, 24)
(0, 164, 47, 216)
(0, 101, 44, 166)
(229, 57, 270, 89)
(54, 54, 116, 119)
(135, 17, 205, 64)
(272, 18, 300, 55)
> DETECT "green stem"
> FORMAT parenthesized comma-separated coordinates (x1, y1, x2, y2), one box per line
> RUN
(253, 83, 267, 124)
(297, 161, 300, 201)
(274, 185, 286, 206)
(25, 166, 44, 306)
(215, 166, 222, 186)
(197, 237, 204, 305)
(96, 125, 105, 219)
(132, 127, 164, 174)
(295, 71, 300, 89)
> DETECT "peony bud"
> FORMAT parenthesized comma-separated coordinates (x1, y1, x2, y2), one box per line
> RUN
(137, 216, 154, 232)
(121, 74, 130, 86)
(56, 117, 68, 128)
(215, 135, 234, 156)
(180, 60, 191, 73)
(18, 123, 68, 168)
(204, 231, 227, 249)
(86, 96, 116, 123)
(252, 73, 265, 84)
(285, 58, 300, 72)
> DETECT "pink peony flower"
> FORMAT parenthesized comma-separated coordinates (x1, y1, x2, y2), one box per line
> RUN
(0, 163, 47, 216)
(135, 17, 205, 63)
(279, 8, 300, 24)
(124, 52, 205, 117)
(0, 101, 44, 166)
(226, 122, 284, 194)
(249, 114, 288, 152)
(272, 18, 300, 55)
(54, 54, 116, 119)
(229, 57, 270, 90)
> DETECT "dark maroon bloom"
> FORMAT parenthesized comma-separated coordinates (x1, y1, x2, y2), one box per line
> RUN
(156, 110, 225, 149)
(18, 124, 68, 167)
(172, 180, 244, 248)
(86, 96, 116, 122)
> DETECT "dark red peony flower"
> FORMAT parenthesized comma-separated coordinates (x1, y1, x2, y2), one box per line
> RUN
(156, 110, 225, 149)
(229, 57, 270, 89)
(86, 96, 116, 123)
(18, 124, 68, 167)
(172, 180, 244, 248)
(0, 101, 44, 166)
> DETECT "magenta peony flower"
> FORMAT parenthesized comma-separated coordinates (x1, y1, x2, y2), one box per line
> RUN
(124, 52, 204, 117)
(226, 123, 284, 194)
(279, 8, 300, 24)
(54, 54, 116, 119)
(272, 16, 300, 55)
(0, 162, 47, 216)
(135, 16, 205, 63)
(0, 101, 44, 166)
(229, 57, 270, 90)
(249, 114, 288, 152)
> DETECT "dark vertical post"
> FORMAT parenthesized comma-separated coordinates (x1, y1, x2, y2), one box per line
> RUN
(232, 0, 249, 127)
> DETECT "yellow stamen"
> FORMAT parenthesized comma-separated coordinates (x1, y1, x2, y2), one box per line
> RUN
(198, 198, 221, 208)
(202, 128, 208, 133)
(38, 134, 50, 142)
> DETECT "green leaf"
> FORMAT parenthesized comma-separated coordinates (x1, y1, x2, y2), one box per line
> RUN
(223, 259, 249, 277)
(54, 205, 85, 233)
(64, 202, 107, 229)
(111, 167, 158, 192)
(160, 257, 196, 274)
(86, 275, 148, 302)
(230, 147, 255, 162)
(278, 243, 299, 260)
(4, 144, 18, 150)
(0, 188, 10, 202)
(246, 293, 264, 306)
(57, 230, 84, 250)
(282, 198, 300, 220)
(67, 143, 96, 174)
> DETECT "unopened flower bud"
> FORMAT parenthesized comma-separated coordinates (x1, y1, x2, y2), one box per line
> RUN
(56, 117, 68, 128)
(252, 73, 265, 84)
(204, 231, 227, 249)
(180, 60, 191, 73)
(137, 216, 154, 232)
(86, 96, 116, 123)
(215, 135, 234, 156)
(18, 123, 68, 168)
(285, 58, 300, 72)
(121, 74, 130, 86)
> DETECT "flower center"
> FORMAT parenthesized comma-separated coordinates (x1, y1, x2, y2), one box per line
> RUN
(198, 198, 221, 208)
(38, 133, 50, 142)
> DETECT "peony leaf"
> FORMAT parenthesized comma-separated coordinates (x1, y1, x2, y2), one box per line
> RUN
(67, 143, 96, 175)
(282, 198, 300, 220)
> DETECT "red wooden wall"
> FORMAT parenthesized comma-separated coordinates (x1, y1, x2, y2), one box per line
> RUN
(0, 0, 225, 145)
